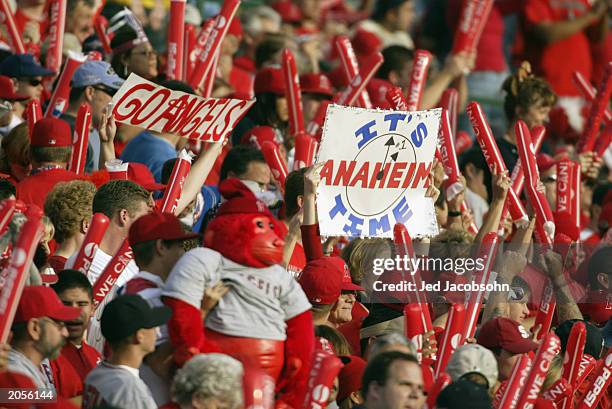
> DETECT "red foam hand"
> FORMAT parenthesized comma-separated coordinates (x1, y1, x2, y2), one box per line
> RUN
(439, 109, 462, 200)
(45, 53, 88, 117)
(574, 354, 597, 390)
(45, 0, 67, 74)
(594, 124, 611, 157)
(182, 24, 196, 81)
(559, 322, 586, 409)
(167, 0, 186, 80)
(261, 141, 288, 193)
(541, 378, 572, 403)
(515, 333, 562, 409)
(515, 120, 555, 244)
(403, 304, 430, 363)
(188, 19, 215, 80)
(452, 0, 495, 55)
(282, 49, 305, 138)
(570, 163, 581, 230)
(69, 103, 92, 175)
(555, 159, 574, 215)
(92, 239, 133, 309)
(463, 232, 499, 339)
(575, 350, 612, 409)
(439, 88, 459, 137)
(26, 99, 42, 137)
(335, 36, 372, 108)
(467, 102, 528, 225)
(243, 366, 275, 409)
(434, 304, 466, 378)
(405, 50, 432, 111)
(0, 0, 25, 53)
(302, 350, 343, 409)
(424, 373, 451, 409)
(71, 213, 110, 275)
(394, 224, 431, 313)
(293, 133, 318, 171)
(497, 355, 533, 409)
(189, 0, 240, 92)
(160, 149, 192, 215)
(572, 71, 612, 125)
(0, 206, 44, 342)
(578, 62, 612, 153)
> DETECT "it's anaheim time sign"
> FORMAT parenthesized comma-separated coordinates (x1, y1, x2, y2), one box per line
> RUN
(316, 105, 441, 238)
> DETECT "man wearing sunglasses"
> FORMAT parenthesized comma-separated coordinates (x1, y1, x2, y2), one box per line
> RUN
(0, 75, 29, 139)
(7, 286, 80, 389)
(60, 61, 124, 172)
(0, 53, 54, 117)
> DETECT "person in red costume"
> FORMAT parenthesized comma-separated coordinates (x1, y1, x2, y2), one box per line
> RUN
(162, 177, 314, 408)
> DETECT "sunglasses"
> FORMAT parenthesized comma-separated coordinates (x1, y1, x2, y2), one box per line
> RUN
(93, 85, 117, 97)
(18, 78, 43, 86)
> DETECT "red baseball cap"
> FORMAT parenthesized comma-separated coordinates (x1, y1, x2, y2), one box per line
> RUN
(477, 317, 538, 354)
(299, 257, 344, 304)
(272, 1, 302, 23)
(337, 355, 367, 403)
(254, 67, 285, 95)
(128, 163, 166, 192)
(366, 78, 393, 109)
(537, 154, 556, 172)
(351, 28, 382, 56)
(0, 75, 28, 100)
(240, 126, 282, 149)
(300, 73, 334, 97)
(129, 212, 200, 246)
(14, 286, 80, 323)
(31, 118, 72, 148)
(579, 290, 612, 325)
(329, 256, 364, 292)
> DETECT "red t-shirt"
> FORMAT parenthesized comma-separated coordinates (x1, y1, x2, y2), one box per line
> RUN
(47, 254, 68, 272)
(521, 0, 594, 96)
(50, 342, 101, 399)
(17, 168, 79, 209)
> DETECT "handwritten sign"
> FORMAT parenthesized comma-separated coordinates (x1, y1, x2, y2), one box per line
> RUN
(111, 73, 254, 142)
(315, 105, 441, 238)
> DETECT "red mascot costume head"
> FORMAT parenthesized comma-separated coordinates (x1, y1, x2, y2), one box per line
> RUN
(204, 178, 286, 268)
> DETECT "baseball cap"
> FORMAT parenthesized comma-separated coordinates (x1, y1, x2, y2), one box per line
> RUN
(101, 294, 171, 343)
(337, 355, 367, 403)
(446, 344, 498, 390)
(14, 286, 80, 323)
(129, 212, 200, 246)
(332, 257, 364, 292)
(0, 53, 55, 77)
(31, 118, 72, 147)
(537, 154, 556, 172)
(579, 290, 612, 326)
(555, 319, 605, 359)
(0, 76, 28, 100)
(272, 1, 303, 23)
(436, 380, 492, 409)
(240, 126, 282, 149)
(477, 317, 538, 354)
(299, 257, 344, 304)
(254, 67, 285, 95)
(71, 61, 124, 92)
(300, 73, 334, 97)
(128, 163, 166, 191)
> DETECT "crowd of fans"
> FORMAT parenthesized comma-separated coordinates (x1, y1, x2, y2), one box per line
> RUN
(0, 0, 610, 408)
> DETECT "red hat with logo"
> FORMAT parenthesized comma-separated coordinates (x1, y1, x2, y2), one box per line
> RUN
(254, 67, 285, 95)
(299, 257, 344, 304)
(300, 73, 334, 97)
(129, 212, 200, 246)
(240, 126, 282, 149)
(579, 290, 612, 325)
(337, 355, 367, 403)
(14, 286, 80, 323)
(128, 163, 166, 191)
(477, 317, 538, 354)
(31, 118, 72, 147)
(0, 75, 28, 100)
(216, 178, 274, 217)
(272, 1, 303, 23)
(366, 78, 393, 109)
(328, 256, 364, 292)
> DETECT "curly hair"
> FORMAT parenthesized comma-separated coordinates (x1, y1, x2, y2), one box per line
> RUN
(93, 180, 150, 219)
(44, 180, 96, 243)
(0, 123, 30, 172)
(171, 354, 243, 409)
(502, 62, 556, 122)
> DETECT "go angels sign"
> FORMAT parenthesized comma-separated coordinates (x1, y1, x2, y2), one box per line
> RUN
(315, 105, 441, 238)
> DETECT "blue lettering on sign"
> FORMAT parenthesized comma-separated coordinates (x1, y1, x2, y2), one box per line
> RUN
(410, 122, 428, 148)
(384, 113, 407, 132)
(343, 214, 364, 237)
(329, 194, 347, 219)
(354, 120, 378, 149)
(392, 197, 413, 224)
(369, 214, 390, 235)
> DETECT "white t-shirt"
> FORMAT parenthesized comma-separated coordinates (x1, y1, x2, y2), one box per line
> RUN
(465, 188, 489, 229)
(163, 247, 311, 340)
(83, 362, 157, 409)
(65, 247, 138, 288)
